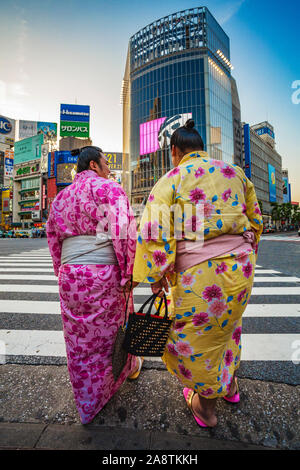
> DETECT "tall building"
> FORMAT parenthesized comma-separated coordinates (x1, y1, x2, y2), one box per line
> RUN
(242, 121, 283, 217)
(122, 7, 236, 203)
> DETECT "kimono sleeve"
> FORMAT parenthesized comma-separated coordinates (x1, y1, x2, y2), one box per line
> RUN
(133, 175, 176, 284)
(245, 177, 263, 245)
(46, 205, 63, 277)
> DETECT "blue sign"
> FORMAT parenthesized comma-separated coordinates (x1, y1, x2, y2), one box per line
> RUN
(0, 117, 12, 134)
(243, 124, 251, 179)
(268, 164, 276, 202)
(255, 126, 275, 140)
(4, 158, 13, 177)
(60, 104, 90, 123)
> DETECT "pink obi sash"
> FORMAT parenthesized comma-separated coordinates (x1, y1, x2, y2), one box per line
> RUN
(175, 230, 255, 273)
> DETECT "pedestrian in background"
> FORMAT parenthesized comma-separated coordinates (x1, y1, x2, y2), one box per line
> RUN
(133, 120, 263, 428)
(47, 146, 140, 424)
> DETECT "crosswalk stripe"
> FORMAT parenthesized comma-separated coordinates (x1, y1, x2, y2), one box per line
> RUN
(1, 298, 299, 318)
(0, 268, 54, 272)
(0, 300, 61, 314)
(0, 329, 298, 361)
(0, 300, 299, 318)
(0, 263, 53, 267)
(0, 274, 297, 282)
(126, 286, 300, 296)
(0, 275, 57, 281)
(0, 284, 299, 295)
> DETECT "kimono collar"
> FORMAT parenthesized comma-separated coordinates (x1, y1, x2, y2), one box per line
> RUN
(73, 169, 99, 183)
(179, 150, 209, 166)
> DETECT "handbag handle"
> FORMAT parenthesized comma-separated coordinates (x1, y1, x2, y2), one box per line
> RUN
(122, 278, 133, 327)
(139, 292, 169, 320)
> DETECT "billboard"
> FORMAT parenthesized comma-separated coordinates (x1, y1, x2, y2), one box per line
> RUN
(243, 124, 251, 179)
(140, 117, 167, 155)
(14, 134, 44, 165)
(268, 163, 276, 202)
(282, 176, 291, 203)
(157, 113, 193, 150)
(0, 115, 16, 145)
(60, 104, 90, 138)
(19, 120, 57, 141)
(103, 152, 122, 170)
(53, 151, 78, 186)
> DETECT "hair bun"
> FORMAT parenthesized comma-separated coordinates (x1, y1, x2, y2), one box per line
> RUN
(70, 148, 81, 156)
(184, 119, 195, 129)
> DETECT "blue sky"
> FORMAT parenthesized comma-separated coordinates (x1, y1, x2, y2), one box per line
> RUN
(0, 0, 299, 200)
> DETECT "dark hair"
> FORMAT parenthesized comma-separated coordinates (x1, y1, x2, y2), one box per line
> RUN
(170, 119, 204, 153)
(71, 146, 103, 173)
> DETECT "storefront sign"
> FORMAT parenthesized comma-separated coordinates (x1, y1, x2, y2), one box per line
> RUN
(14, 134, 44, 165)
(0, 115, 16, 144)
(15, 162, 40, 178)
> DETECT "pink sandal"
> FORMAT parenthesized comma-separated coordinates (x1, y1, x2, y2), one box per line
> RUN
(224, 377, 240, 403)
(183, 388, 208, 428)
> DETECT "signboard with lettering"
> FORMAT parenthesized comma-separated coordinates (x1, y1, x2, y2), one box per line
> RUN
(14, 134, 44, 164)
(0, 115, 16, 145)
(15, 162, 40, 179)
(268, 163, 276, 202)
(103, 152, 122, 170)
(60, 104, 90, 138)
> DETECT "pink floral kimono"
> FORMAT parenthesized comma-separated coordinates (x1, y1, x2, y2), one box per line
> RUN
(46, 170, 137, 424)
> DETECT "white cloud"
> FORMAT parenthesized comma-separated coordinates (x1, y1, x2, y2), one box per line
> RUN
(218, 0, 246, 25)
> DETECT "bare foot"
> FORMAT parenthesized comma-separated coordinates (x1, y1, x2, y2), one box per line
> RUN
(226, 377, 238, 398)
(191, 393, 218, 427)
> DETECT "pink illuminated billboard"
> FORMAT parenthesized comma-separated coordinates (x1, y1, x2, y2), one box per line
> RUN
(140, 117, 166, 155)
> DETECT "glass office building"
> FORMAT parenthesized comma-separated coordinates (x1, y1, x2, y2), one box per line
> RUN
(122, 7, 235, 203)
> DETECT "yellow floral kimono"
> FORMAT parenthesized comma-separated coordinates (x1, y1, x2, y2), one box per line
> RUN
(133, 151, 263, 398)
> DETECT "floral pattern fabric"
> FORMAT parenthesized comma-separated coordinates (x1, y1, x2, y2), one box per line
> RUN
(133, 151, 263, 399)
(47, 170, 137, 424)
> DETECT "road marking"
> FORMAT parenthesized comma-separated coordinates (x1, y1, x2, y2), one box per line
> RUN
(0, 284, 59, 293)
(241, 334, 300, 361)
(0, 329, 298, 361)
(0, 275, 56, 281)
(0, 263, 53, 267)
(0, 268, 54, 272)
(0, 300, 60, 314)
(253, 277, 299, 283)
(1, 300, 299, 318)
(243, 304, 300, 317)
(132, 287, 300, 296)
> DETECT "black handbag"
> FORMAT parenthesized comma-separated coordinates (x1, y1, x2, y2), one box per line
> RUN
(111, 284, 131, 382)
(123, 292, 172, 357)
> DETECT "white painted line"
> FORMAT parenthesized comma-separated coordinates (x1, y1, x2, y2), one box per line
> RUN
(253, 277, 299, 283)
(0, 275, 56, 281)
(0, 330, 66, 357)
(254, 269, 281, 274)
(0, 284, 58, 293)
(0, 268, 54, 272)
(242, 334, 300, 361)
(0, 300, 60, 314)
(0, 263, 53, 267)
(244, 304, 300, 317)
(251, 287, 300, 295)
(134, 287, 300, 296)
(0, 330, 298, 361)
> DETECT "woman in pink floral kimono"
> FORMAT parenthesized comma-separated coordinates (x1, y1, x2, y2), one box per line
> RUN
(46, 146, 139, 424)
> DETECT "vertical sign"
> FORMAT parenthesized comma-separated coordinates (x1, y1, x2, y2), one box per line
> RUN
(268, 163, 276, 202)
(243, 124, 251, 179)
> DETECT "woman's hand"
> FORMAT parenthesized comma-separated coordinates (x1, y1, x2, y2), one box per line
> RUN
(151, 275, 169, 297)
(122, 280, 139, 292)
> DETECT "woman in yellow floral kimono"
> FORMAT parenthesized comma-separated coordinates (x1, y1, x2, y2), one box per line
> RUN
(133, 119, 263, 428)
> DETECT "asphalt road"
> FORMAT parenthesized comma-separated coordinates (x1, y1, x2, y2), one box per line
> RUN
(0, 233, 299, 386)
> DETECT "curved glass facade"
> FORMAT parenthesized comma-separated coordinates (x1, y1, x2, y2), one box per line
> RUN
(123, 7, 235, 203)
